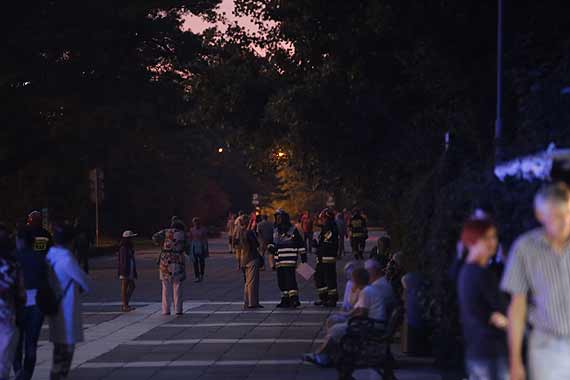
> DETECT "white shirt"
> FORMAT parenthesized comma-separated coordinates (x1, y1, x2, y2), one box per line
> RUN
(354, 277, 395, 321)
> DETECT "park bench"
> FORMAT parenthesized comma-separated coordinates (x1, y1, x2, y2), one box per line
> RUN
(335, 306, 404, 380)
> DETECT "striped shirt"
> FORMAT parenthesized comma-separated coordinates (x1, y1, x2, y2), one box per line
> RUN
(501, 228, 570, 336)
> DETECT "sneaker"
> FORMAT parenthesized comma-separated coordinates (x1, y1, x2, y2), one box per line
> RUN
(194, 278, 201, 283)
(313, 300, 325, 306)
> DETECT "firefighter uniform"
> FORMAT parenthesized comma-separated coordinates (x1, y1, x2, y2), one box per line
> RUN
(268, 210, 306, 308)
(314, 214, 339, 307)
(27, 211, 52, 256)
(349, 212, 368, 260)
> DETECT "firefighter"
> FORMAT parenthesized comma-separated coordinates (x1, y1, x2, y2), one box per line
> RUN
(313, 208, 339, 307)
(349, 208, 368, 260)
(26, 210, 52, 256)
(268, 209, 306, 308)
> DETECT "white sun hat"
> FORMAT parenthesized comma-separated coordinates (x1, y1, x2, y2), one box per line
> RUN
(122, 230, 138, 238)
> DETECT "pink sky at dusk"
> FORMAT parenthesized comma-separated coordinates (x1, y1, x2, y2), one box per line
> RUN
(182, 0, 258, 34)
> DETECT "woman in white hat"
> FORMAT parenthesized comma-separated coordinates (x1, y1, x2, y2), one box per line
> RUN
(118, 230, 138, 312)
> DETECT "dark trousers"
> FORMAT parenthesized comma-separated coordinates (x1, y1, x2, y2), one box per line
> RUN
(76, 249, 89, 273)
(193, 255, 205, 278)
(314, 262, 338, 301)
(350, 238, 366, 259)
(13, 306, 44, 380)
(277, 266, 298, 297)
(50, 344, 74, 380)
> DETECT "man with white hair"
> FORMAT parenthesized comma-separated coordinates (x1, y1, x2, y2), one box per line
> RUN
(502, 182, 570, 380)
(303, 258, 395, 367)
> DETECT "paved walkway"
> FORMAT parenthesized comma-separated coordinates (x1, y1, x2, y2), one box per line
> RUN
(30, 238, 440, 380)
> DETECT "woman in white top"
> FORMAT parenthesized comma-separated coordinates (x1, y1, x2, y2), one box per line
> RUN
(46, 224, 90, 380)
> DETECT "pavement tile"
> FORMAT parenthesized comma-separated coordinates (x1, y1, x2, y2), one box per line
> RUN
(100, 367, 159, 380)
(69, 367, 117, 380)
(149, 368, 205, 380)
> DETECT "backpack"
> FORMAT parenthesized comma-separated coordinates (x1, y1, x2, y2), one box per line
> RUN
(37, 261, 73, 316)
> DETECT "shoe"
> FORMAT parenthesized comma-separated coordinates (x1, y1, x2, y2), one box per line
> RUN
(302, 353, 331, 368)
(324, 300, 338, 308)
(276, 297, 290, 308)
(314, 300, 325, 306)
(194, 278, 201, 283)
(162, 312, 171, 316)
(290, 296, 301, 308)
(121, 305, 136, 312)
(175, 312, 184, 316)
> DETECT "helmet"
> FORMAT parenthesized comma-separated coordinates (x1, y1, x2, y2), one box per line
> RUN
(274, 209, 290, 226)
(27, 210, 42, 226)
(319, 208, 335, 221)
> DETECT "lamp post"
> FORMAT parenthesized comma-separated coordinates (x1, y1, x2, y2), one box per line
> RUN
(495, 0, 504, 162)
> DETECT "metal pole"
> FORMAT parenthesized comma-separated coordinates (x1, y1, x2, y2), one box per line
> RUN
(95, 169, 100, 248)
(495, 0, 504, 161)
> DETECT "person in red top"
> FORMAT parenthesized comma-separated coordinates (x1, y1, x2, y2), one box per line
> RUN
(300, 211, 314, 254)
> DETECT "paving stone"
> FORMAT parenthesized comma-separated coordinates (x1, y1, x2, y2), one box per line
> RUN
(101, 367, 159, 380)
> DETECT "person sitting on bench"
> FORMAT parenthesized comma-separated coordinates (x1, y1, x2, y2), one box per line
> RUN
(303, 258, 395, 367)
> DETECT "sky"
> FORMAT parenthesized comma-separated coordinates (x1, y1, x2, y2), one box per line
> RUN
(182, 0, 258, 34)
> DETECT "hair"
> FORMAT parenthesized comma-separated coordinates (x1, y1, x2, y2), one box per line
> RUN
(192, 217, 200, 225)
(461, 217, 496, 247)
(534, 182, 570, 212)
(365, 258, 387, 275)
(15, 224, 34, 246)
(53, 223, 75, 246)
(352, 267, 370, 289)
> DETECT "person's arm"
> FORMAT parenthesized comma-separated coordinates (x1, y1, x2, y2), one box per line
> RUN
(293, 228, 307, 263)
(508, 294, 527, 380)
(66, 256, 90, 293)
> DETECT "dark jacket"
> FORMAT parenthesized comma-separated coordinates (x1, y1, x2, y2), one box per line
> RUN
(15, 247, 48, 290)
(29, 226, 52, 256)
(118, 240, 137, 279)
(316, 220, 339, 263)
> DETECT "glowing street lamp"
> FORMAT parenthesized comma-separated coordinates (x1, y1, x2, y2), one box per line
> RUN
(277, 151, 286, 158)
(218, 147, 224, 153)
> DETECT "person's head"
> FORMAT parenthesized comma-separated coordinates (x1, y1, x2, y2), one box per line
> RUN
(240, 213, 250, 227)
(318, 208, 334, 225)
(274, 209, 290, 228)
(53, 223, 75, 248)
(192, 217, 201, 228)
(121, 230, 138, 245)
(27, 210, 42, 228)
(171, 216, 185, 228)
(534, 182, 570, 241)
(377, 236, 391, 253)
(15, 224, 34, 250)
(351, 267, 370, 290)
(365, 258, 386, 282)
(344, 261, 356, 281)
(461, 217, 498, 263)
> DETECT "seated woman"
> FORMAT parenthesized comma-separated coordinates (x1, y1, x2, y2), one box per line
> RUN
(326, 263, 368, 330)
(304, 259, 395, 367)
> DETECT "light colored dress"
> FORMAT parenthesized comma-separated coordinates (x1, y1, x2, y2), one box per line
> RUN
(47, 246, 90, 344)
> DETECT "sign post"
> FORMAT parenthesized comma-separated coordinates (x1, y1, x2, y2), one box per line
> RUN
(89, 169, 104, 247)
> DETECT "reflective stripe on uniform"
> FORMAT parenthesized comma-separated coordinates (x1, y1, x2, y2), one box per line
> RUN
(327, 289, 338, 295)
(288, 290, 298, 296)
(321, 257, 336, 263)
(278, 253, 298, 258)
(317, 287, 328, 294)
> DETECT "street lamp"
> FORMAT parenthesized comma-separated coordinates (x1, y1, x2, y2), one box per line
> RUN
(218, 147, 224, 154)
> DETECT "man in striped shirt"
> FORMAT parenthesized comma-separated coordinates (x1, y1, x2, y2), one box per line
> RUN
(501, 182, 570, 380)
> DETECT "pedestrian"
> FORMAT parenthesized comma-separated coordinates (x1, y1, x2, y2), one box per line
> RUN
(118, 231, 138, 312)
(401, 259, 430, 356)
(0, 224, 25, 380)
(237, 215, 263, 309)
(12, 225, 47, 380)
(370, 236, 391, 261)
(232, 212, 246, 269)
(457, 217, 508, 380)
(256, 215, 275, 270)
(300, 211, 314, 254)
(501, 183, 570, 380)
(335, 212, 347, 257)
(349, 208, 368, 260)
(189, 217, 208, 283)
(26, 211, 52, 257)
(313, 208, 339, 307)
(226, 213, 235, 254)
(153, 217, 190, 316)
(46, 224, 90, 380)
(386, 251, 405, 302)
(268, 209, 306, 308)
(72, 220, 92, 274)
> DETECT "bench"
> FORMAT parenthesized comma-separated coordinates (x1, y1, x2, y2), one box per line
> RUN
(335, 306, 404, 380)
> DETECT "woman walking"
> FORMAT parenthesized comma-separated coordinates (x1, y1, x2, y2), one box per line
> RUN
(457, 217, 509, 380)
(237, 215, 262, 309)
(46, 224, 90, 380)
(118, 231, 138, 312)
(189, 218, 208, 283)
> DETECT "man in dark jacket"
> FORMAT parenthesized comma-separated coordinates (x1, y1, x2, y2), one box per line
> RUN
(314, 208, 339, 307)
(268, 209, 306, 308)
(349, 208, 368, 260)
(26, 211, 52, 257)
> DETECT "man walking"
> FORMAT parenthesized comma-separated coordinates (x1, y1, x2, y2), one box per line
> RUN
(349, 208, 368, 260)
(502, 183, 570, 380)
(314, 208, 339, 307)
(300, 211, 314, 254)
(268, 209, 306, 308)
